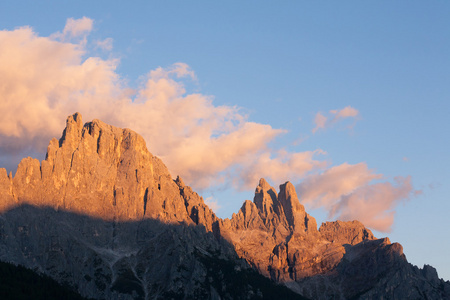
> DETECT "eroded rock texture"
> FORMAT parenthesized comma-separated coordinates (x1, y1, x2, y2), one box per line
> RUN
(0, 113, 449, 300)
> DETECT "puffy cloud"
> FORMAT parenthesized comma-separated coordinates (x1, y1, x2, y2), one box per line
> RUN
(297, 164, 418, 232)
(312, 106, 359, 133)
(0, 25, 120, 143)
(0, 19, 325, 192)
(0, 18, 418, 229)
(114, 64, 298, 189)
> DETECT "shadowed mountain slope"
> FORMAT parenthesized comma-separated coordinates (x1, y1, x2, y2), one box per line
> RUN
(0, 260, 90, 300)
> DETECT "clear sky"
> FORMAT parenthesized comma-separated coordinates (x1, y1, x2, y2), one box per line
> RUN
(1, 1, 449, 280)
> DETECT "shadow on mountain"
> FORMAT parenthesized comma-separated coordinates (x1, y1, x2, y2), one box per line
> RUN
(0, 260, 91, 300)
(0, 204, 308, 300)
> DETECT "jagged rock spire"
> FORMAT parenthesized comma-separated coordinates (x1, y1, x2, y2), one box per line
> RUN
(253, 178, 279, 223)
(59, 112, 83, 148)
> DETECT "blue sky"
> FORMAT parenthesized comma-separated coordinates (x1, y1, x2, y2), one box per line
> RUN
(1, 2, 449, 280)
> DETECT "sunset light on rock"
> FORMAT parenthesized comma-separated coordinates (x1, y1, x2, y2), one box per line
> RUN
(0, 2, 449, 299)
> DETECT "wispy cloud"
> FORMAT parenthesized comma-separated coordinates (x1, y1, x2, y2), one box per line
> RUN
(95, 38, 113, 51)
(297, 162, 382, 208)
(330, 176, 415, 232)
(312, 106, 360, 133)
(204, 196, 220, 212)
(297, 163, 419, 232)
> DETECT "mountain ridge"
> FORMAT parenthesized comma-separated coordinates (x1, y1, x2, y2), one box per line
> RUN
(0, 113, 448, 299)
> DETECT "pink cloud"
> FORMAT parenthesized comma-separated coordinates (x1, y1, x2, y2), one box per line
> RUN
(297, 162, 382, 208)
(312, 106, 360, 133)
(238, 149, 327, 190)
(96, 38, 113, 51)
(204, 197, 221, 212)
(297, 164, 418, 232)
(312, 112, 327, 133)
(330, 176, 415, 232)
(0, 25, 119, 142)
(0, 19, 420, 230)
(330, 106, 359, 118)
(51, 17, 93, 42)
(0, 19, 326, 191)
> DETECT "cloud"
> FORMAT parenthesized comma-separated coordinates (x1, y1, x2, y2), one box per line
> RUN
(297, 164, 418, 232)
(204, 197, 221, 212)
(313, 112, 328, 133)
(0, 19, 325, 192)
(51, 17, 93, 42)
(330, 176, 415, 232)
(312, 106, 359, 133)
(96, 38, 113, 51)
(297, 162, 382, 208)
(238, 149, 327, 190)
(330, 106, 359, 118)
(0, 18, 418, 231)
(0, 25, 119, 142)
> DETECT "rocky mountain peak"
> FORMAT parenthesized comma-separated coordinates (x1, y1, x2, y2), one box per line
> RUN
(277, 181, 317, 234)
(59, 112, 83, 149)
(1, 113, 448, 300)
(3, 113, 191, 223)
(253, 178, 279, 225)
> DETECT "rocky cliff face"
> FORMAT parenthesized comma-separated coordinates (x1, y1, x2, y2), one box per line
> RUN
(1, 113, 196, 223)
(0, 113, 449, 300)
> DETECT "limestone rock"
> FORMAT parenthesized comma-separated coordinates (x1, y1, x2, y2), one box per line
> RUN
(0, 113, 448, 300)
(176, 175, 218, 232)
(319, 220, 375, 245)
(278, 181, 317, 235)
(216, 177, 449, 299)
(0, 168, 14, 211)
(254, 178, 280, 225)
(3, 113, 191, 223)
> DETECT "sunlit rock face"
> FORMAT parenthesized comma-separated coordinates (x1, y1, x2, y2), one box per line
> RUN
(2, 112, 195, 223)
(0, 113, 449, 300)
(319, 220, 375, 245)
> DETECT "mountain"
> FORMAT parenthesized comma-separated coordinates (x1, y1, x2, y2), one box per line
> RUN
(0, 260, 90, 300)
(0, 113, 448, 299)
